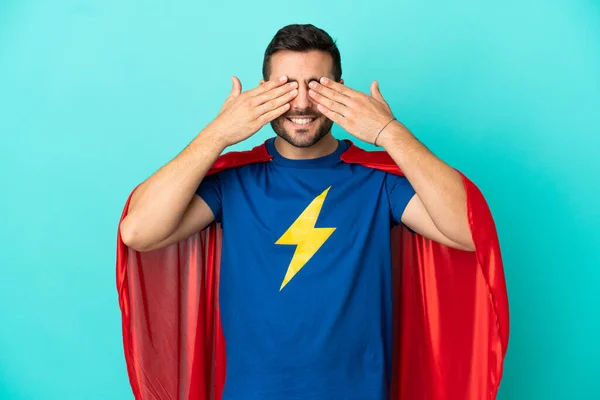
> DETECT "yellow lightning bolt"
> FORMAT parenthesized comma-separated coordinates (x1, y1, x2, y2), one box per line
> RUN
(275, 186, 336, 290)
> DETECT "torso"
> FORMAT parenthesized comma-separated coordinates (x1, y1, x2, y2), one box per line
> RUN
(203, 138, 412, 400)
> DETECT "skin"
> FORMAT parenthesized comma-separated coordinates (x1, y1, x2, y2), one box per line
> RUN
(120, 49, 475, 253)
(263, 50, 339, 158)
(119, 73, 298, 251)
(307, 73, 475, 251)
(265, 50, 475, 251)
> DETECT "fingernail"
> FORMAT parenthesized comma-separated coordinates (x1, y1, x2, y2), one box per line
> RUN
(320, 77, 329, 84)
(309, 89, 316, 96)
(291, 89, 298, 96)
(279, 75, 287, 82)
(309, 81, 317, 89)
(290, 82, 298, 88)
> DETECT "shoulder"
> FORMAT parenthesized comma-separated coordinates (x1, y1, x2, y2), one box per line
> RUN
(340, 139, 405, 177)
(207, 140, 272, 177)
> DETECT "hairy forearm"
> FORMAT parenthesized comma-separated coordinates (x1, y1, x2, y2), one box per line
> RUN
(378, 121, 473, 249)
(119, 123, 227, 249)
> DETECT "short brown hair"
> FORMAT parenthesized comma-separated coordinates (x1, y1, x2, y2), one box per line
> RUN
(262, 24, 342, 81)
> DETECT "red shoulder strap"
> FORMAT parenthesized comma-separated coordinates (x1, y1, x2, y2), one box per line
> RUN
(340, 139, 406, 176)
(206, 141, 273, 176)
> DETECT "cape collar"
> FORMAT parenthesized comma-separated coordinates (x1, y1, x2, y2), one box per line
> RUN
(207, 138, 406, 177)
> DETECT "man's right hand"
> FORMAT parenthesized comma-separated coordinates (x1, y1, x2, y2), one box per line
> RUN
(120, 75, 298, 252)
(208, 75, 299, 147)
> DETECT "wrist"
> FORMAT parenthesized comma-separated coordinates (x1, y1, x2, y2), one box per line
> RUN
(199, 121, 230, 152)
(376, 120, 408, 149)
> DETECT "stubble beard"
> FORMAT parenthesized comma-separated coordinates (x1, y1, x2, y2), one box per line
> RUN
(270, 114, 334, 149)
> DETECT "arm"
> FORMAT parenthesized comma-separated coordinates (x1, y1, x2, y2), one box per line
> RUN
(119, 129, 225, 252)
(307, 77, 475, 251)
(378, 123, 475, 251)
(120, 75, 298, 252)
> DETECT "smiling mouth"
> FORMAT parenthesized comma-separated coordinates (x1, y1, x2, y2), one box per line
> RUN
(286, 117, 317, 127)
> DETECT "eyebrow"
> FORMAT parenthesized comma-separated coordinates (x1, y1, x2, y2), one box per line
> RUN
(288, 76, 321, 86)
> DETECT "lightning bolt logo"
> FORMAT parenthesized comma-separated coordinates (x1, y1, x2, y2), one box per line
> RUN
(275, 186, 336, 290)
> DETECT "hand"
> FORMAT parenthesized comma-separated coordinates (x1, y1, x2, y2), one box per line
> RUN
(209, 75, 299, 147)
(307, 77, 400, 145)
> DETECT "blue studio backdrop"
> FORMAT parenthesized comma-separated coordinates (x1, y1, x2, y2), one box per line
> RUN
(1, 1, 599, 399)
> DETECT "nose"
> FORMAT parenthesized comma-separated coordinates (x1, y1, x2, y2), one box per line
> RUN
(289, 82, 313, 111)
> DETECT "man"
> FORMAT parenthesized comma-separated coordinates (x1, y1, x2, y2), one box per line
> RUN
(117, 24, 508, 400)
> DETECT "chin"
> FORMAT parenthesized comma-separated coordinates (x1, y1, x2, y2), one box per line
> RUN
(271, 116, 333, 149)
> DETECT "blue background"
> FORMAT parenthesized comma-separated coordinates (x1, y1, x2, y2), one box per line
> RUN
(1, 0, 599, 399)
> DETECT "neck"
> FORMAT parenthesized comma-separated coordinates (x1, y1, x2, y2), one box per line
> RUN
(274, 133, 338, 160)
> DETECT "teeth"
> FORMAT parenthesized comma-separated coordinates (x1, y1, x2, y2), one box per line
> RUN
(290, 118, 314, 125)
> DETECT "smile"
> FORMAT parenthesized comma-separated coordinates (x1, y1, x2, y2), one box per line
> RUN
(287, 117, 316, 127)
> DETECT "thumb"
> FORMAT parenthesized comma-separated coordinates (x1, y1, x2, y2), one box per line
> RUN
(370, 80, 384, 102)
(230, 76, 242, 98)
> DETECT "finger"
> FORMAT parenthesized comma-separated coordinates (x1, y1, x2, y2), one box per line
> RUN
(319, 77, 358, 98)
(308, 80, 352, 106)
(371, 80, 392, 111)
(257, 103, 291, 125)
(219, 77, 241, 113)
(254, 81, 298, 106)
(315, 103, 346, 126)
(308, 88, 348, 116)
(250, 75, 289, 96)
(370, 80, 384, 102)
(257, 87, 298, 116)
(224, 77, 242, 102)
(231, 76, 242, 98)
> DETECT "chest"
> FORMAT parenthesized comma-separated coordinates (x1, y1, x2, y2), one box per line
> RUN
(216, 165, 396, 297)
(220, 164, 390, 240)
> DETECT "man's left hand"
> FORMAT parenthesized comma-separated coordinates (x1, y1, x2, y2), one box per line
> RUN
(308, 77, 399, 145)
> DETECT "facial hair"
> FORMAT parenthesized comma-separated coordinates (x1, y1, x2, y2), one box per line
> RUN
(270, 110, 334, 149)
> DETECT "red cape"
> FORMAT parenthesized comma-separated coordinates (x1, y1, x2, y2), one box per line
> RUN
(116, 139, 509, 400)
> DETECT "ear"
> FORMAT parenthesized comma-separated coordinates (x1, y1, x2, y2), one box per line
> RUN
(259, 78, 265, 85)
(340, 78, 345, 85)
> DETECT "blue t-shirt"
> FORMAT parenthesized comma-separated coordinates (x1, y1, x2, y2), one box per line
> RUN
(196, 137, 416, 400)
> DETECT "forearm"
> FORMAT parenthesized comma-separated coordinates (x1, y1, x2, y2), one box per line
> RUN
(378, 121, 473, 249)
(119, 123, 227, 248)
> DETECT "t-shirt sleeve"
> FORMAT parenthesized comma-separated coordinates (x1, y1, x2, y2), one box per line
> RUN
(385, 172, 416, 226)
(195, 173, 223, 223)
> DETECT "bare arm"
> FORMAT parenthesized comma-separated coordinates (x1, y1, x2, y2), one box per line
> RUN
(378, 124, 475, 252)
(119, 128, 225, 252)
(119, 75, 298, 252)
(401, 193, 474, 251)
(306, 77, 475, 252)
